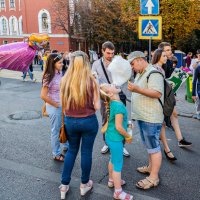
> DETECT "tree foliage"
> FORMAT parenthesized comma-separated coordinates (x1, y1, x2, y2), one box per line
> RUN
(121, 0, 200, 47)
(51, 0, 200, 51)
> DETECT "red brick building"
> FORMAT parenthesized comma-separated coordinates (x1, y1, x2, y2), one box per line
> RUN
(0, 0, 85, 52)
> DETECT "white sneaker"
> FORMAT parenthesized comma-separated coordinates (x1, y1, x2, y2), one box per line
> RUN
(32, 78, 36, 82)
(59, 184, 69, 199)
(123, 148, 130, 157)
(101, 145, 109, 154)
(80, 180, 93, 196)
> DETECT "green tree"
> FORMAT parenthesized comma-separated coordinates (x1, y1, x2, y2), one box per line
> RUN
(121, 0, 200, 47)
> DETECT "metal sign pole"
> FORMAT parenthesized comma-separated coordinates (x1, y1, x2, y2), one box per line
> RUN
(149, 37, 152, 63)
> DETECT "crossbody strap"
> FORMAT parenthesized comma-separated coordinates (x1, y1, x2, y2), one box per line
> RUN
(101, 58, 111, 84)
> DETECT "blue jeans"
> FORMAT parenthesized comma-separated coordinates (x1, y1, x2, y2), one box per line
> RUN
(61, 114, 98, 185)
(23, 68, 33, 80)
(137, 120, 162, 154)
(46, 104, 68, 157)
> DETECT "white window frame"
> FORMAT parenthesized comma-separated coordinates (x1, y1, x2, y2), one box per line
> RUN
(18, 15, 23, 35)
(0, 16, 9, 35)
(38, 9, 51, 34)
(9, 16, 19, 35)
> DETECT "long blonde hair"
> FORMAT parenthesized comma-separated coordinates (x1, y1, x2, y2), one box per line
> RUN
(60, 51, 98, 110)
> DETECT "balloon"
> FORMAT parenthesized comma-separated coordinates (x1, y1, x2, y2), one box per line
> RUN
(0, 33, 49, 72)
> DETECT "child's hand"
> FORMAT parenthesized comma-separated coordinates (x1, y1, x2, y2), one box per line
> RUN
(125, 136, 132, 144)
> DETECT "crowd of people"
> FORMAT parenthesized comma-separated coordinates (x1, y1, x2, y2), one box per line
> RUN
(39, 41, 199, 200)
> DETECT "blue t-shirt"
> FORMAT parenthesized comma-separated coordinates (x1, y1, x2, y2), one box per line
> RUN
(105, 100, 128, 142)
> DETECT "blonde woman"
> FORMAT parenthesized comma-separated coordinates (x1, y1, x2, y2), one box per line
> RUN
(59, 51, 100, 199)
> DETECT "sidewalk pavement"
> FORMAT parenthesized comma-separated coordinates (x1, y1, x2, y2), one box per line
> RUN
(0, 66, 197, 118)
(0, 65, 43, 83)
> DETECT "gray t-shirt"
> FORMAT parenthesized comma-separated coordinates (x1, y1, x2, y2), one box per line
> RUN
(92, 58, 113, 84)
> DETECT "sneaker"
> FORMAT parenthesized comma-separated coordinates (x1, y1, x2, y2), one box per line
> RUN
(123, 148, 130, 157)
(80, 180, 93, 196)
(22, 79, 26, 82)
(101, 145, 109, 154)
(32, 78, 37, 82)
(59, 184, 69, 199)
(197, 114, 200, 120)
(178, 138, 192, 147)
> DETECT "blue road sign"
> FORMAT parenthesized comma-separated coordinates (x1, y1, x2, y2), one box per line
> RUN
(140, 0, 159, 15)
(138, 16, 162, 40)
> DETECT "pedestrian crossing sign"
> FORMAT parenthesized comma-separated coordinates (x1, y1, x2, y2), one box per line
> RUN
(138, 16, 162, 40)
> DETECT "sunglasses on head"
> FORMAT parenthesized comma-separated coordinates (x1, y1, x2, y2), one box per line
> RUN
(54, 54, 63, 61)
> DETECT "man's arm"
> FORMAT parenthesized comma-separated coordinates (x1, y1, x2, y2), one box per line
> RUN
(128, 73, 163, 99)
(128, 83, 161, 98)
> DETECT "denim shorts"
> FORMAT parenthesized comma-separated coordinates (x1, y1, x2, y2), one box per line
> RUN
(137, 120, 162, 154)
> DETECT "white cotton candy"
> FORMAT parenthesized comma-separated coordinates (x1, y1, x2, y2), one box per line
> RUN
(108, 56, 132, 86)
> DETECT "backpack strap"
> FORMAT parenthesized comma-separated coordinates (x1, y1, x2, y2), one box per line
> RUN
(146, 70, 165, 109)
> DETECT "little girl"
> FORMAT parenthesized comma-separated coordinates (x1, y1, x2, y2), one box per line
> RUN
(100, 83, 133, 200)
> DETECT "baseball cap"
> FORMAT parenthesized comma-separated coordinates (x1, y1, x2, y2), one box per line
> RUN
(127, 51, 145, 63)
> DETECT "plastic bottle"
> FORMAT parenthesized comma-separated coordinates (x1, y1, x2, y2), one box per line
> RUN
(127, 120, 133, 137)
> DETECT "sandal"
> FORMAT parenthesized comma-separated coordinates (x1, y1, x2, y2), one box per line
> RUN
(137, 165, 150, 174)
(113, 190, 133, 200)
(53, 154, 65, 162)
(164, 150, 177, 161)
(136, 177, 159, 190)
(108, 179, 126, 188)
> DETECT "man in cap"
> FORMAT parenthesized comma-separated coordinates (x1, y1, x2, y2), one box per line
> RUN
(128, 51, 164, 189)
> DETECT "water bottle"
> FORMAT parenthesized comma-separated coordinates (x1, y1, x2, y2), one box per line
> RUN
(127, 120, 133, 137)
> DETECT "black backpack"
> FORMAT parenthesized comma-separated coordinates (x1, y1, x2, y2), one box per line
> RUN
(147, 70, 176, 117)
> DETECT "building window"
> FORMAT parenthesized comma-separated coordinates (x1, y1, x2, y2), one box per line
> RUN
(9, 16, 18, 35)
(2, 19, 7, 34)
(3, 40, 8, 44)
(0, 0, 6, 8)
(1, 17, 9, 35)
(10, 0, 15, 8)
(42, 13, 48, 32)
(38, 9, 51, 34)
